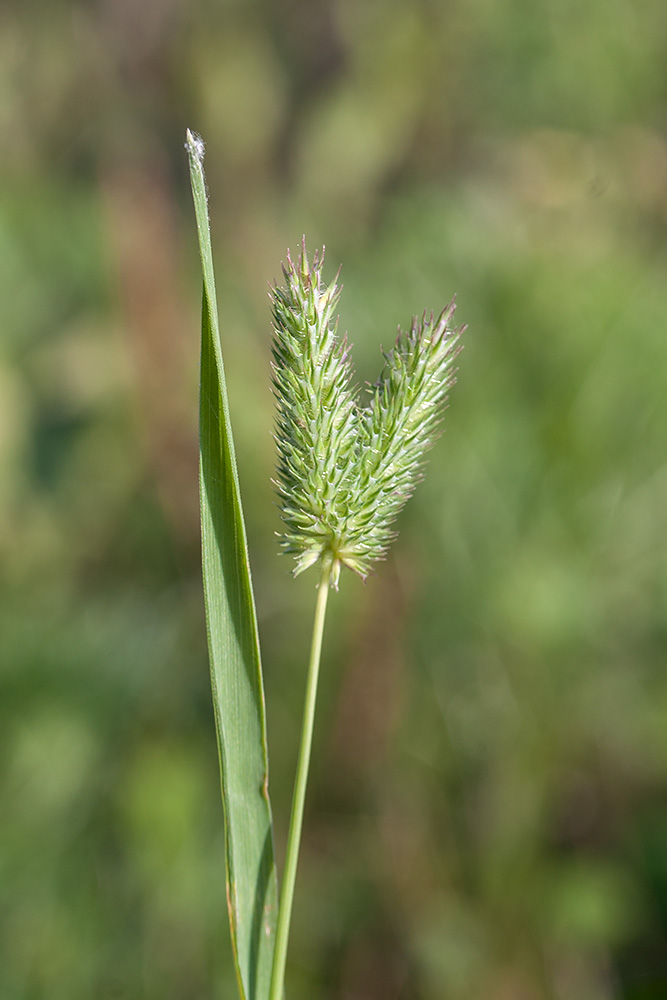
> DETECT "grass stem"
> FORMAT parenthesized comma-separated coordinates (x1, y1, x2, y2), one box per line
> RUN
(269, 557, 334, 1000)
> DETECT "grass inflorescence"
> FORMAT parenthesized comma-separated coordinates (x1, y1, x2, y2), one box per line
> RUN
(271, 239, 465, 586)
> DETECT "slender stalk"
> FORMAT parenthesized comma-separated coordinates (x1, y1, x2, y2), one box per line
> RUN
(269, 557, 334, 1000)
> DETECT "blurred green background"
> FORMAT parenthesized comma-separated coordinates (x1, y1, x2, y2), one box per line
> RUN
(2, 0, 667, 997)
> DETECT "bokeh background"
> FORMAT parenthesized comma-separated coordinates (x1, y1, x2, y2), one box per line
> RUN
(3, 0, 667, 997)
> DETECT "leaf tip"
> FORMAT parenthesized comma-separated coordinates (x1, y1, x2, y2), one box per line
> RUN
(185, 128, 206, 165)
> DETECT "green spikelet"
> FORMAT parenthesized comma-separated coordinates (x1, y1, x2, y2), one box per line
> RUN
(271, 241, 464, 586)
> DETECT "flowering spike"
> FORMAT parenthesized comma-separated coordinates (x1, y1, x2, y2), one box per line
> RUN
(271, 242, 464, 583)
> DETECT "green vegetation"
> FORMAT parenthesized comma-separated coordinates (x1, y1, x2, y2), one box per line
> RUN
(270, 243, 461, 582)
(189, 125, 462, 1000)
(2, 1, 667, 998)
(188, 131, 277, 1000)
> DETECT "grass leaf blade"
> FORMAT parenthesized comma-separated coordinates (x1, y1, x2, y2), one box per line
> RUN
(186, 129, 278, 1000)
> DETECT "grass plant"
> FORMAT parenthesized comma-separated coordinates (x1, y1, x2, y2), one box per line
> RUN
(187, 129, 464, 1000)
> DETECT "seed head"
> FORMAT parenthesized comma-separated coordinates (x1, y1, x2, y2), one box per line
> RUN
(271, 240, 464, 586)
